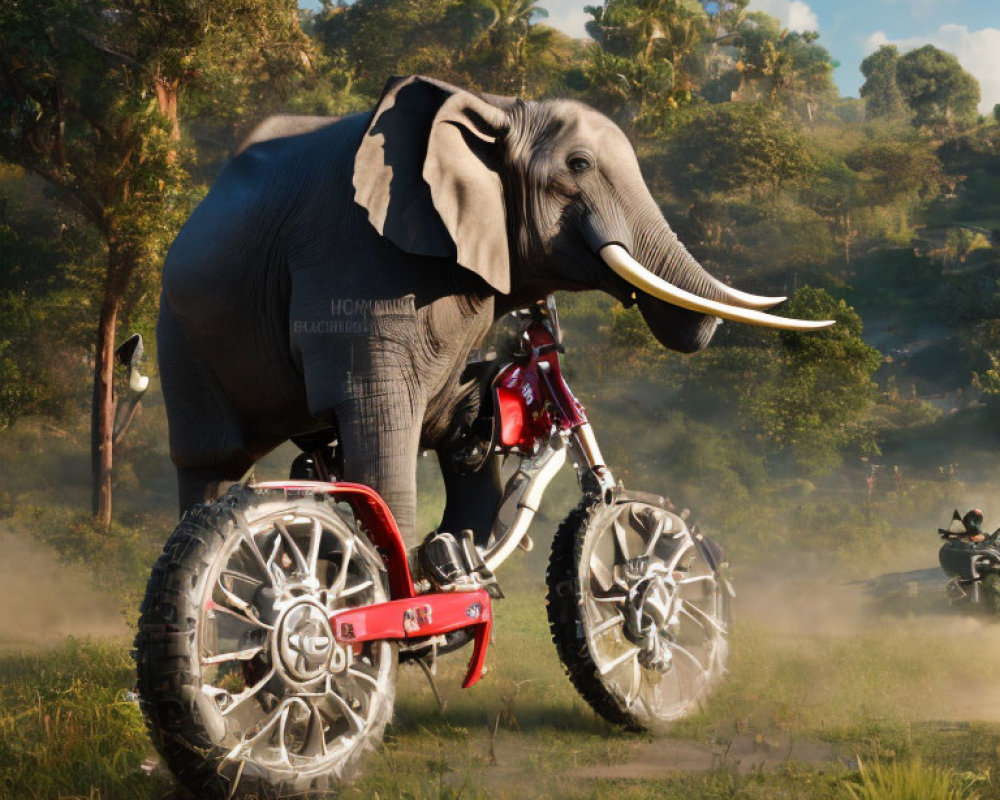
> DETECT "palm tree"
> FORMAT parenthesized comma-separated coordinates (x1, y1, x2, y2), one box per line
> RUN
(586, 0, 709, 122)
(473, 0, 549, 93)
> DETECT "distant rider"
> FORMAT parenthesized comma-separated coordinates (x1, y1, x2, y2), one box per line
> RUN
(946, 508, 987, 542)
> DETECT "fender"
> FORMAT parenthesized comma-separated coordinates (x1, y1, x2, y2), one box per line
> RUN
(253, 481, 493, 687)
(254, 480, 416, 598)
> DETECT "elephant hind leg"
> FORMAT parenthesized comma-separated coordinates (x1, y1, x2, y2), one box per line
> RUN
(437, 451, 503, 547)
(158, 303, 259, 517)
(176, 462, 254, 518)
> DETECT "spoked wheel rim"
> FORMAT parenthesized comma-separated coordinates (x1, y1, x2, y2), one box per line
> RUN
(196, 504, 393, 778)
(578, 501, 729, 726)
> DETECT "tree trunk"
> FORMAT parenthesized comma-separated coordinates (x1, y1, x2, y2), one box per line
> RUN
(155, 75, 181, 163)
(90, 239, 132, 528)
(155, 76, 181, 140)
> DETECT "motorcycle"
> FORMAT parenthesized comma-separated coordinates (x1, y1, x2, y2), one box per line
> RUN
(134, 297, 733, 799)
(938, 509, 1000, 611)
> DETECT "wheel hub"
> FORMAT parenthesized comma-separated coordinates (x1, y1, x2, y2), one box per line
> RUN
(276, 601, 334, 682)
(621, 557, 677, 672)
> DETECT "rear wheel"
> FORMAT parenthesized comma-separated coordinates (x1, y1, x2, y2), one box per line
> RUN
(980, 572, 1000, 615)
(136, 487, 396, 799)
(546, 498, 731, 730)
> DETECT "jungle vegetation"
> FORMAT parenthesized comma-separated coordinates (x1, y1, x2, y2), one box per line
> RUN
(2, 0, 998, 526)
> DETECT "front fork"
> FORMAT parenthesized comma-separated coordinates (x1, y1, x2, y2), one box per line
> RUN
(481, 422, 616, 574)
(571, 422, 618, 503)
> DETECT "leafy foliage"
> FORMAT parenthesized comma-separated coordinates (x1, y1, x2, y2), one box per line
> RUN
(846, 758, 980, 800)
(584, 0, 710, 130)
(0, 640, 172, 799)
(728, 11, 837, 120)
(678, 288, 882, 476)
(665, 102, 816, 197)
(0, 0, 315, 523)
(896, 45, 981, 129)
(468, 0, 550, 94)
(860, 45, 906, 120)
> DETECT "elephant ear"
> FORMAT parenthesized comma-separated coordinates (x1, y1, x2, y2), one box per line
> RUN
(354, 76, 511, 294)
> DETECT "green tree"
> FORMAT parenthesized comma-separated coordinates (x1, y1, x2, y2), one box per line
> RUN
(0, 294, 43, 429)
(686, 288, 882, 475)
(802, 131, 945, 265)
(585, 0, 710, 130)
(733, 12, 836, 120)
(471, 0, 549, 94)
(700, 0, 749, 35)
(896, 45, 980, 128)
(845, 135, 944, 208)
(0, 0, 312, 525)
(860, 45, 905, 119)
(1, 1, 190, 525)
(666, 102, 816, 198)
(124, 0, 312, 142)
(801, 157, 862, 266)
(0, 170, 98, 428)
(313, 0, 480, 97)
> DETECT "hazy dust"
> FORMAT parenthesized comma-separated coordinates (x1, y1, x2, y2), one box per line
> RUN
(571, 734, 841, 779)
(564, 567, 1000, 783)
(0, 525, 126, 647)
(735, 566, 1000, 723)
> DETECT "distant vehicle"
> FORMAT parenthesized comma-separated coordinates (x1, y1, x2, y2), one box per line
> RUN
(937, 509, 1000, 611)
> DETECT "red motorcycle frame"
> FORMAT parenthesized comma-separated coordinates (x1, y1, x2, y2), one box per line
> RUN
(249, 305, 612, 691)
(136, 297, 731, 799)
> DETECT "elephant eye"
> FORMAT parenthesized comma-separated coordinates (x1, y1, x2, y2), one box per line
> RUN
(567, 156, 592, 173)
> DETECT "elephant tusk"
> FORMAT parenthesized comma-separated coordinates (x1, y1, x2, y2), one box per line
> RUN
(600, 245, 835, 331)
(704, 276, 786, 310)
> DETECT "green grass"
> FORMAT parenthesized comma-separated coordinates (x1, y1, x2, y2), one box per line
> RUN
(5, 418, 1000, 798)
(845, 758, 982, 800)
(5, 567, 1000, 798)
(0, 639, 171, 800)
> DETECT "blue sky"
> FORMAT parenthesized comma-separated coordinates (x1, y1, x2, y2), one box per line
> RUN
(300, 1, 1000, 113)
(542, 0, 1000, 113)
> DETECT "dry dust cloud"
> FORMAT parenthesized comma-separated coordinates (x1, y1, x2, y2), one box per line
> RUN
(735, 565, 1000, 724)
(0, 525, 127, 647)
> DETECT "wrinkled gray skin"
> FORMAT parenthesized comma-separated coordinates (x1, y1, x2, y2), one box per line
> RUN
(159, 76, 730, 546)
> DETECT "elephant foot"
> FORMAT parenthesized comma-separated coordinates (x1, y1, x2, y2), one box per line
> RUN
(417, 529, 503, 598)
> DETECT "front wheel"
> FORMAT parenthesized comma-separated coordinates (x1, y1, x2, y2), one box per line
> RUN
(546, 496, 732, 730)
(136, 487, 396, 799)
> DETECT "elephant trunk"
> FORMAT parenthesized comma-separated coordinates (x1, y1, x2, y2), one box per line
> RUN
(595, 190, 833, 345)
(602, 244, 834, 331)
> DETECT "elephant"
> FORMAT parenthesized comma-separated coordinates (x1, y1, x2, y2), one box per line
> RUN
(158, 75, 828, 545)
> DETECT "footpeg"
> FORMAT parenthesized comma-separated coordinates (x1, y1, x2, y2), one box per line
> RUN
(418, 529, 504, 598)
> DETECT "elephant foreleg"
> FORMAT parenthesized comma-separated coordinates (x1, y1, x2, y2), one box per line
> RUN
(334, 387, 424, 547)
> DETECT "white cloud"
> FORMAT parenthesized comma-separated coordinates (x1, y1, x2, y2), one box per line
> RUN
(542, 0, 592, 40)
(865, 25, 1000, 114)
(748, 0, 820, 33)
(881, 0, 957, 23)
(544, 0, 822, 41)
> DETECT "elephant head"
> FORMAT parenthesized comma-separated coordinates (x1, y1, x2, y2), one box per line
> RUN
(354, 76, 830, 352)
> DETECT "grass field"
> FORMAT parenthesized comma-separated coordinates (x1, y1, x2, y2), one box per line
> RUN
(3, 424, 1000, 799)
(2, 557, 1000, 799)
